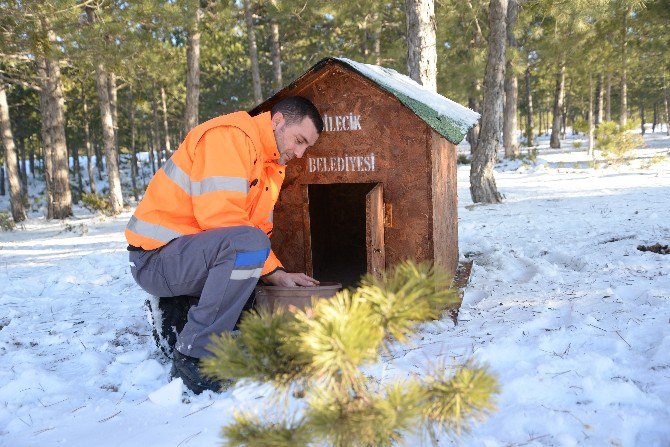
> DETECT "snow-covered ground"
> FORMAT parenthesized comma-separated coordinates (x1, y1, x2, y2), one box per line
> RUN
(1, 131, 669, 446)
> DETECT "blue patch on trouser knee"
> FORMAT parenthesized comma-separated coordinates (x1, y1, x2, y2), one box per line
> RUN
(234, 248, 270, 267)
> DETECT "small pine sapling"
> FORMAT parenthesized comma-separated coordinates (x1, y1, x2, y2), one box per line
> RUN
(203, 261, 499, 446)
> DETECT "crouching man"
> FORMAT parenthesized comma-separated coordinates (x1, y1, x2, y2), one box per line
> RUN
(125, 97, 323, 393)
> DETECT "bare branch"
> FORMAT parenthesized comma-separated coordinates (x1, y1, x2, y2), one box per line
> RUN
(0, 73, 41, 92)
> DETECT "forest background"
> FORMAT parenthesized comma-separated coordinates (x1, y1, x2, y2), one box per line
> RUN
(0, 0, 669, 222)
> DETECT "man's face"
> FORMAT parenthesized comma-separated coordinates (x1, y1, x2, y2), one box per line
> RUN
(272, 112, 320, 165)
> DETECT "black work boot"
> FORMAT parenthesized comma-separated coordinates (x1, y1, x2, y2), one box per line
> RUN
(145, 296, 198, 358)
(170, 350, 226, 394)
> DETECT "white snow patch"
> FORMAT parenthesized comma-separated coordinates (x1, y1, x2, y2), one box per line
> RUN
(1, 132, 669, 446)
(148, 378, 183, 406)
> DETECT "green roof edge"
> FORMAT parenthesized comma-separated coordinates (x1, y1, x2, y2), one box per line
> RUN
(331, 58, 476, 145)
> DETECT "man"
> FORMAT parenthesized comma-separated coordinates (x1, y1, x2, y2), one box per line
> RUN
(126, 96, 323, 393)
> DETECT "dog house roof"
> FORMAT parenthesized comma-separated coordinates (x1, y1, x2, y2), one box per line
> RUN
(252, 57, 480, 145)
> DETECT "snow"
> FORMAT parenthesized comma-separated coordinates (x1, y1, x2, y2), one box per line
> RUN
(1, 129, 669, 446)
(337, 57, 481, 135)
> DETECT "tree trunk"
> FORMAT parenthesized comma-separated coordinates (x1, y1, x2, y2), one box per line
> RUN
(467, 81, 481, 151)
(562, 83, 568, 137)
(405, 0, 437, 91)
(93, 62, 123, 214)
(108, 71, 118, 153)
(94, 141, 104, 180)
(37, 62, 54, 216)
(147, 125, 156, 174)
(19, 139, 28, 198)
(606, 72, 612, 121)
(639, 98, 645, 135)
(503, 73, 518, 157)
(596, 73, 604, 125)
(503, 0, 519, 158)
(620, 7, 628, 127)
(129, 88, 138, 201)
(83, 96, 96, 194)
(184, 3, 202, 134)
(269, 0, 283, 91)
(244, 0, 263, 103)
(0, 83, 27, 222)
(470, 0, 506, 204)
(467, 17, 485, 152)
(36, 35, 72, 219)
(71, 137, 82, 203)
(549, 59, 565, 148)
(152, 101, 162, 168)
(0, 165, 5, 196)
(29, 139, 35, 178)
(525, 64, 534, 146)
(588, 74, 594, 156)
(663, 73, 670, 136)
(652, 101, 657, 133)
(373, 4, 382, 65)
(160, 86, 171, 158)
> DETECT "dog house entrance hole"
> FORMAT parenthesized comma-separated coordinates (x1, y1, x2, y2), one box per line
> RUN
(308, 183, 382, 288)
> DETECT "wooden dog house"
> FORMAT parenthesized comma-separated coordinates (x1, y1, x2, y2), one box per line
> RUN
(251, 58, 479, 287)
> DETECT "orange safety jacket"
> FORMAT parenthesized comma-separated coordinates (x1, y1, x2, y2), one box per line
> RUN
(125, 111, 285, 276)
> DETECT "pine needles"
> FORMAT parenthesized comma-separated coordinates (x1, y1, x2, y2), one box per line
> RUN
(205, 261, 499, 446)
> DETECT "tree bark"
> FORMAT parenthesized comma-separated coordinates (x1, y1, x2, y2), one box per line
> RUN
(83, 96, 96, 194)
(470, 0, 506, 204)
(606, 72, 612, 121)
(244, 0, 263, 103)
(639, 97, 645, 135)
(147, 125, 156, 174)
(405, 0, 437, 91)
(652, 101, 657, 133)
(71, 136, 82, 203)
(620, 7, 628, 127)
(37, 61, 54, 216)
(95, 141, 104, 180)
(663, 73, 669, 136)
(108, 71, 118, 153)
(19, 139, 28, 198)
(588, 74, 594, 156)
(466, 14, 485, 152)
(503, 0, 519, 157)
(93, 62, 123, 214)
(562, 81, 569, 136)
(29, 139, 35, 178)
(467, 81, 481, 151)
(36, 29, 72, 219)
(129, 88, 138, 201)
(0, 83, 27, 222)
(161, 86, 171, 158)
(152, 100, 162, 168)
(549, 59, 565, 148)
(0, 165, 4, 196)
(596, 73, 604, 125)
(269, 0, 283, 91)
(525, 64, 533, 146)
(373, 4, 382, 65)
(184, 2, 202, 134)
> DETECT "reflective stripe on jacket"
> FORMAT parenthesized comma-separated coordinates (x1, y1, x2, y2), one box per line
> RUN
(125, 111, 285, 276)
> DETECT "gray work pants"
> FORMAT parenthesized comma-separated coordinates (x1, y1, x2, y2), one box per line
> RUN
(129, 226, 270, 358)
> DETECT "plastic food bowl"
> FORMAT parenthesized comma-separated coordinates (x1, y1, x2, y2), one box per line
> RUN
(254, 282, 342, 312)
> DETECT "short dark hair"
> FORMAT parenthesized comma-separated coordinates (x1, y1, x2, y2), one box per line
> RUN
(271, 96, 324, 133)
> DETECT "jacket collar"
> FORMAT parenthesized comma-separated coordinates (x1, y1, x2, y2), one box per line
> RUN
(254, 112, 280, 163)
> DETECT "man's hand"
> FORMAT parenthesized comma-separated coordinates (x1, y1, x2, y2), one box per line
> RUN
(263, 270, 320, 287)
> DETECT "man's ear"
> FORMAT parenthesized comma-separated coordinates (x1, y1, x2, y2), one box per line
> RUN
(271, 112, 284, 130)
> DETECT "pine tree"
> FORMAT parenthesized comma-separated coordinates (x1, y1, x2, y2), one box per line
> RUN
(202, 261, 499, 447)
